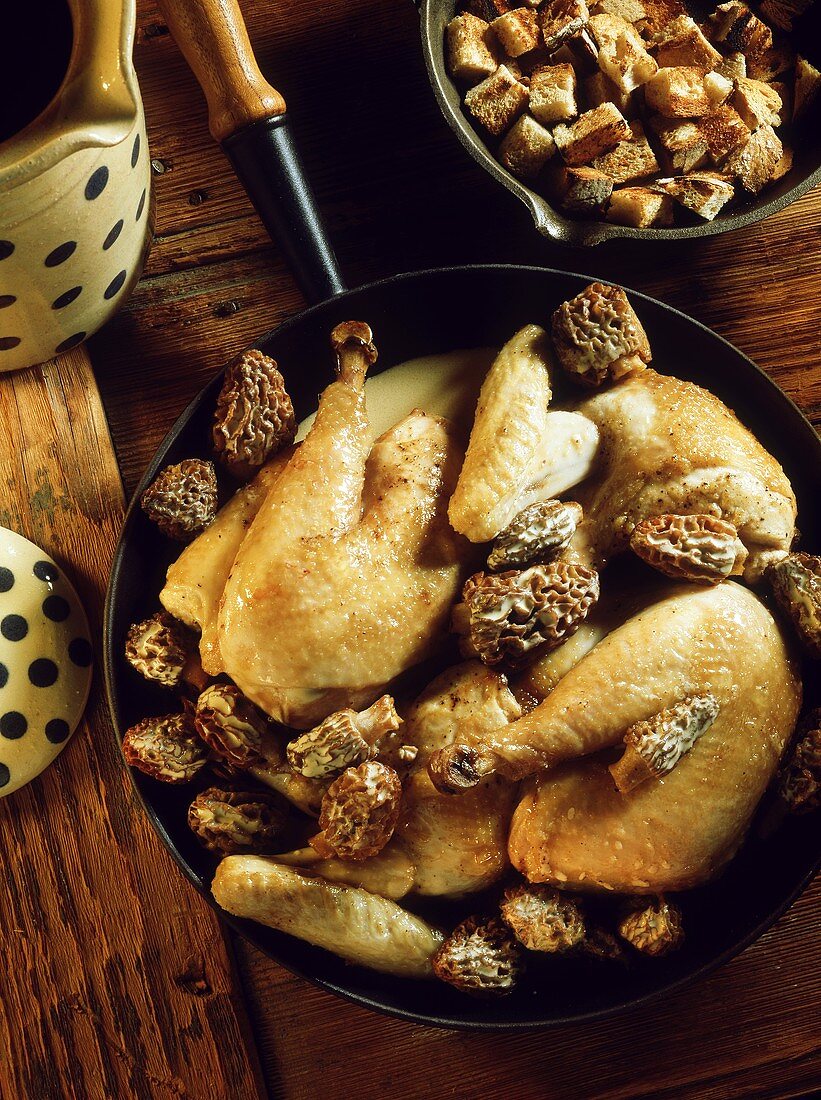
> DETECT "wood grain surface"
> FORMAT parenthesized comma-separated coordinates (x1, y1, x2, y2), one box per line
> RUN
(83, 0, 821, 1097)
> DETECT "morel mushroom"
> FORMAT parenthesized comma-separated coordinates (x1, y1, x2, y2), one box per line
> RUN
(768, 552, 821, 659)
(122, 711, 208, 783)
(212, 349, 296, 480)
(487, 500, 583, 571)
(778, 708, 821, 814)
(618, 898, 684, 957)
(609, 694, 720, 795)
(551, 282, 651, 387)
(194, 683, 269, 768)
(313, 760, 402, 861)
(500, 884, 585, 953)
(580, 925, 627, 963)
(630, 514, 747, 585)
(432, 916, 522, 996)
(141, 459, 218, 542)
(286, 695, 402, 779)
(188, 786, 288, 854)
(124, 611, 195, 687)
(455, 561, 600, 667)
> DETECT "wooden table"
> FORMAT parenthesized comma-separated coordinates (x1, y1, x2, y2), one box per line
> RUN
(3, 0, 820, 1096)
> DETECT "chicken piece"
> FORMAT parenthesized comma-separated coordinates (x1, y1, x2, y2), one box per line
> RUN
(218, 323, 471, 728)
(429, 582, 799, 786)
(160, 450, 293, 674)
(449, 325, 599, 543)
(508, 592, 800, 893)
(397, 661, 521, 897)
(212, 857, 444, 977)
(270, 842, 417, 900)
(567, 369, 796, 581)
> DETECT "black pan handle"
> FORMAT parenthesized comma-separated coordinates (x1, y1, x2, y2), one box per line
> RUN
(155, 0, 345, 305)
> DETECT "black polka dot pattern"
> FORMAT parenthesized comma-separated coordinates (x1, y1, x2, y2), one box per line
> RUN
(52, 286, 82, 310)
(0, 568, 13, 593)
(29, 658, 58, 687)
(0, 337, 21, 351)
(33, 561, 59, 583)
(45, 719, 70, 744)
(85, 166, 109, 200)
(0, 296, 15, 309)
(103, 220, 123, 250)
(55, 332, 86, 354)
(45, 240, 77, 267)
(0, 763, 9, 787)
(1, 615, 27, 641)
(131, 133, 140, 168)
(43, 594, 70, 622)
(136, 189, 146, 221)
(104, 270, 127, 301)
(0, 664, 7, 689)
(0, 241, 14, 261)
(0, 712, 27, 739)
(69, 638, 92, 667)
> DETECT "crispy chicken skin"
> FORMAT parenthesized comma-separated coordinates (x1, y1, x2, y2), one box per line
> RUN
(217, 333, 471, 729)
(568, 369, 796, 581)
(212, 857, 443, 977)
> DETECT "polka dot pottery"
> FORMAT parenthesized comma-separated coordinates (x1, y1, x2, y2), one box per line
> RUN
(0, 528, 92, 796)
(0, 0, 151, 372)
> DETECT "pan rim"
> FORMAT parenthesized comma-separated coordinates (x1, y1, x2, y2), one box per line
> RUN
(104, 262, 821, 1030)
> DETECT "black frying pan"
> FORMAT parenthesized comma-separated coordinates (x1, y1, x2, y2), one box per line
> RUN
(104, 0, 821, 1030)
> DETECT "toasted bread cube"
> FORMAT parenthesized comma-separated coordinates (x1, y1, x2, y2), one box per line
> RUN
(655, 16, 722, 70)
(530, 63, 579, 123)
(645, 67, 729, 116)
(591, 0, 647, 21)
(772, 143, 793, 180)
(447, 14, 500, 85)
(758, 0, 813, 33)
(715, 52, 747, 82)
(553, 165, 614, 212)
(699, 104, 751, 163)
(732, 77, 782, 129)
(541, 0, 590, 52)
(794, 56, 821, 120)
(748, 42, 795, 82)
(723, 122, 783, 192)
(708, 4, 772, 62)
(492, 9, 541, 57)
(499, 113, 557, 178)
(583, 69, 638, 114)
(567, 27, 602, 71)
(635, 0, 687, 37)
(553, 102, 631, 164)
(652, 173, 735, 219)
(769, 80, 791, 125)
(593, 120, 659, 182)
(463, 0, 512, 21)
(704, 71, 734, 106)
(464, 64, 530, 135)
(607, 186, 675, 226)
(651, 116, 709, 171)
(589, 14, 658, 92)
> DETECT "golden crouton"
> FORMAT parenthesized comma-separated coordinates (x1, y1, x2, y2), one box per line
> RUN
(588, 14, 658, 92)
(794, 55, 821, 120)
(446, 14, 500, 85)
(768, 80, 791, 125)
(635, 0, 687, 37)
(607, 186, 675, 226)
(645, 67, 731, 116)
(651, 117, 709, 172)
(530, 63, 579, 124)
(715, 52, 747, 82)
(732, 77, 783, 129)
(723, 123, 783, 193)
(499, 113, 557, 179)
(554, 102, 631, 165)
(464, 64, 530, 136)
(591, 0, 647, 21)
(552, 165, 614, 213)
(748, 42, 795, 83)
(541, 0, 590, 53)
(699, 104, 751, 163)
(655, 16, 722, 71)
(652, 173, 735, 219)
(492, 9, 540, 58)
(772, 143, 794, 180)
(708, 4, 773, 69)
(758, 0, 813, 33)
(593, 120, 659, 183)
(583, 70, 637, 114)
(463, 0, 513, 20)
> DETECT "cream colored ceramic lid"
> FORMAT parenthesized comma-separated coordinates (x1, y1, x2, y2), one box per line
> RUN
(0, 528, 92, 796)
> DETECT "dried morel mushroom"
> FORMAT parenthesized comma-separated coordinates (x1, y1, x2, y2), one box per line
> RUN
(768, 552, 821, 659)
(609, 694, 720, 795)
(778, 708, 821, 815)
(124, 611, 195, 687)
(580, 925, 627, 963)
(314, 760, 402, 861)
(212, 349, 296, 480)
(194, 683, 268, 769)
(630, 514, 747, 585)
(456, 561, 600, 666)
(141, 459, 218, 542)
(432, 916, 522, 996)
(551, 283, 651, 387)
(286, 695, 401, 779)
(122, 711, 208, 783)
(618, 898, 684, 957)
(487, 500, 583, 571)
(427, 743, 496, 795)
(500, 884, 586, 953)
(188, 786, 288, 854)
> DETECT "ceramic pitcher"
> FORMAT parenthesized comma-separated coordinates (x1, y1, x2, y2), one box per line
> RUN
(0, 0, 151, 372)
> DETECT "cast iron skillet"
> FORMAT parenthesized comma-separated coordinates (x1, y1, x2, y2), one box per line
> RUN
(418, 0, 821, 245)
(104, 1, 820, 1029)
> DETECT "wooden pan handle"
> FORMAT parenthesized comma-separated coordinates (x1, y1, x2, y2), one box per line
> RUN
(155, 0, 286, 142)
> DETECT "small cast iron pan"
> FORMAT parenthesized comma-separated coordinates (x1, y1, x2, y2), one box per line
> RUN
(418, 0, 821, 245)
(105, 0, 820, 1029)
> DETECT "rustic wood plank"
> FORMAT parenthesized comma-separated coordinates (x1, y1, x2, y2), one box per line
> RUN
(0, 348, 266, 1100)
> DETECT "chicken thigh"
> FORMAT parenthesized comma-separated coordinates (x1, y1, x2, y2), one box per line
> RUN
(218, 323, 471, 728)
